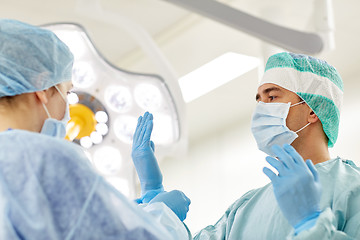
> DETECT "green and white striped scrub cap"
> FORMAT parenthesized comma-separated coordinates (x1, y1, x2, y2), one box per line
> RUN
(260, 52, 343, 147)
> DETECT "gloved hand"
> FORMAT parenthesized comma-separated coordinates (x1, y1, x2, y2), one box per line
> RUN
(149, 190, 191, 221)
(263, 144, 322, 233)
(132, 112, 163, 201)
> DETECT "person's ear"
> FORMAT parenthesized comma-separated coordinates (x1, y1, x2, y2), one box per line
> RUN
(308, 109, 319, 123)
(34, 90, 48, 105)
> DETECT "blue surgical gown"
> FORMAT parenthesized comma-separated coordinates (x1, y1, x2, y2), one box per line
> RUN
(0, 130, 190, 240)
(194, 157, 360, 239)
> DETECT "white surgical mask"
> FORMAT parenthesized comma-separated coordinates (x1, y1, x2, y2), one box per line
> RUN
(251, 101, 311, 156)
(40, 85, 70, 138)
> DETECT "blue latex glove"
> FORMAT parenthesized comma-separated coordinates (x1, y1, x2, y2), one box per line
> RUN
(132, 112, 163, 201)
(263, 144, 322, 234)
(149, 190, 191, 221)
(134, 189, 164, 204)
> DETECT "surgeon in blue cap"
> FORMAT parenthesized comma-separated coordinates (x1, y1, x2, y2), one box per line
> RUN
(0, 19, 191, 240)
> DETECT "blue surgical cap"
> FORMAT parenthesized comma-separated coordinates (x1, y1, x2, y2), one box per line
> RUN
(260, 52, 344, 147)
(0, 19, 74, 97)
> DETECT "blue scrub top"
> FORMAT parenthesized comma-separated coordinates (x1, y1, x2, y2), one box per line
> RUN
(0, 130, 189, 240)
(194, 157, 360, 239)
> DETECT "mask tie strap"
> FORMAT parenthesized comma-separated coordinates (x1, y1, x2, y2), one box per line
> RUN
(290, 101, 305, 108)
(54, 85, 67, 103)
(41, 85, 66, 119)
(42, 103, 52, 118)
(295, 122, 311, 133)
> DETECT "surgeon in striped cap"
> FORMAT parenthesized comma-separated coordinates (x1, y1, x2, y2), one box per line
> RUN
(193, 52, 360, 240)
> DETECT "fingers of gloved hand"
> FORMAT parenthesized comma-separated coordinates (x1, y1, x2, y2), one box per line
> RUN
(169, 190, 190, 201)
(139, 113, 153, 144)
(265, 156, 284, 175)
(134, 198, 143, 204)
(149, 190, 191, 221)
(150, 141, 155, 152)
(179, 191, 191, 211)
(170, 190, 191, 221)
(283, 144, 305, 166)
(271, 145, 295, 169)
(263, 167, 278, 182)
(132, 116, 143, 147)
(306, 159, 319, 182)
(133, 112, 150, 141)
(170, 190, 191, 211)
(181, 210, 188, 221)
(142, 119, 153, 144)
(137, 112, 150, 143)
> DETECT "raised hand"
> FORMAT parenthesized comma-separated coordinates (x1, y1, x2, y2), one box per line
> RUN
(132, 112, 163, 202)
(263, 144, 322, 233)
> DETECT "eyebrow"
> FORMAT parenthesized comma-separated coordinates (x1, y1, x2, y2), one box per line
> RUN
(255, 87, 282, 101)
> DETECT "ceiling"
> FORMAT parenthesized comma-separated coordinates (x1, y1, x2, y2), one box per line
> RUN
(1, 0, 359, 144)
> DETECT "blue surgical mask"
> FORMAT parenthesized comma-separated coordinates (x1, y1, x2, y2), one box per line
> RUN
(251, 101, 310, 156)
(40, 85, 70, 138)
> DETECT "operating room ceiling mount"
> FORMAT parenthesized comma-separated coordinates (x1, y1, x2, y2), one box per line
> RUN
(162, 0, 335, 54)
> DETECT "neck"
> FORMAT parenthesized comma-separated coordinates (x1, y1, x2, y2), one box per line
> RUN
(291, 127, 330, 165)
(0, 94, 44, 132)
(0, 109, 39, 132)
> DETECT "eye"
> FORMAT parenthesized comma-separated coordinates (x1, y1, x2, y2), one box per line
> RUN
(269, 96, 277, 101)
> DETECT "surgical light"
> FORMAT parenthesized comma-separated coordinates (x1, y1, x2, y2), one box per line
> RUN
(72, 62, 96, 89)
(67, 92, 79, 104)
(51, 30, 87, 56)
(95, 111, 109, 123)
(80, 136, 93, 149)
(114, 115, 138, 144)
(42, 23, 183, 197)
(93, 146, 122, 176)
(90, 131, 103, 144)
(134, 83, 163, 111)
(96, 123, 109, 136)
(151, 112, 176, 145)
(105, 85, 132, 113)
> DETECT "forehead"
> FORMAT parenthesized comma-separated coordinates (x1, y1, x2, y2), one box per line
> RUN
(257, 83, 290, 94)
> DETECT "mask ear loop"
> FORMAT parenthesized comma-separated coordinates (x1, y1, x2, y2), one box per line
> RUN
(291, 100, 311, 133)
(54, 85, 67, 103)
(290, 101, 305, 107)
(42, 85, 67, 119)
(42, 103, 52, 118)
(295, 122, 311, 133)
